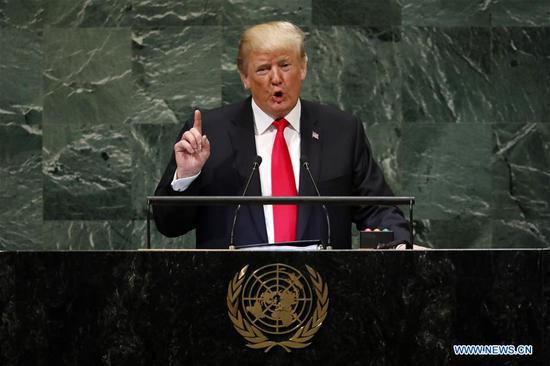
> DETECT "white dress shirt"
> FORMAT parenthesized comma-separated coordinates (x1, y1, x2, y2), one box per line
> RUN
(171, 98, 301, 244)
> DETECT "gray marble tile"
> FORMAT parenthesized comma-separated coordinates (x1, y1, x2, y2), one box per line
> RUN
(491, 27, 550, 123)
(397, 123, 492, 220)
(0, 29, 42, 115)
(133, 0, 222, 26)
(0, 0, 43, 29)
(312, 0, 401, 26)
(363, 122, 402, 190)
(491, 0, 550, 26)
(492, 220, 550, 248)
(127, 90, 179, 126)
(492, 123, 550, 220)
(40, 220, 195, 250)
(43, 0, 132, 27)
(401, 0, 491, 26)
(221, 26, 250, 106)
(42, 220, 138, 249)
(400, 27, 492, 123)
(0, 123, 42, 250)
(307, 26, 401, 125)
(43, 123, 132, 220)
(43, 28, 135, 127)
(130, 123, 183, 218)
(0, 29, 43, 250)
(132, 27, 222, 123)
(223, 0, 311, 26)
(414, 218, 492, 248)
(134, 221, 196, 249)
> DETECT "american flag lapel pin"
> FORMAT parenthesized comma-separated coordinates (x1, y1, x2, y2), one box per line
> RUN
(312, 131, 319, 140)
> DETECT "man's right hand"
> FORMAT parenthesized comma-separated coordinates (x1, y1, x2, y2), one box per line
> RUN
(174, 110, 211, 179)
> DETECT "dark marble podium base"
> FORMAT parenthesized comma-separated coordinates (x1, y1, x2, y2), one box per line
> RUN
(1, 250, 548, 366)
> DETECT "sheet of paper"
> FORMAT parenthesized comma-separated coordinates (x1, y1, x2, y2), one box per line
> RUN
(238, 244, 322, 251)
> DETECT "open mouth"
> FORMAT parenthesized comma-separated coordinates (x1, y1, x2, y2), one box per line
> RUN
(273, 91, 283, 98)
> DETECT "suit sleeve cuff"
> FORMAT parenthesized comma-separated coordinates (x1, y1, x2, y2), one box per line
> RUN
(171, 171, 200, 191)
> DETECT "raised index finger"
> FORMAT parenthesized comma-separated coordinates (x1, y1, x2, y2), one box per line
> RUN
(193, 109, 202, 134)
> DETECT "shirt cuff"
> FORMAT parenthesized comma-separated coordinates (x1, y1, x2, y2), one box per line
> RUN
(171, 170, 200, 191)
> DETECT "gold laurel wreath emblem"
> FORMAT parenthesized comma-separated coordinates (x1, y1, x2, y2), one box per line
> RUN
(227, 264, 329, 352)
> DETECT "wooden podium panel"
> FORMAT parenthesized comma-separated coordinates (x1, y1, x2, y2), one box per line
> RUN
(0, 249, 548, 365)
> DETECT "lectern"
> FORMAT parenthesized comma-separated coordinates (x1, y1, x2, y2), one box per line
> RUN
(0, 249, 547, 365)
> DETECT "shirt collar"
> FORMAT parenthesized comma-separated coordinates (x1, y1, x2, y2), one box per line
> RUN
(251, 98, 301, 135)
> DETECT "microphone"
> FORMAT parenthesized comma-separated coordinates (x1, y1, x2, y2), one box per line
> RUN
(229, 156, 262, 248)
(300, 156, 332, 249)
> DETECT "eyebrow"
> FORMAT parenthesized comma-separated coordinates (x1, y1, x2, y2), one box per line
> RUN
(252, 56, 292, 69)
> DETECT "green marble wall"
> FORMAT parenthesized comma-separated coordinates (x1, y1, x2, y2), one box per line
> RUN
(1, 0, 549, 250)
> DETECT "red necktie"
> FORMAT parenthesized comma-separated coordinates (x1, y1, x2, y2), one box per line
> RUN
(271, 118, 297, 243)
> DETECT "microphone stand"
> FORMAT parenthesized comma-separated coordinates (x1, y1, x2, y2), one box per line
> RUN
(301, 157, 332, 250)
(229, 156, 262, 249)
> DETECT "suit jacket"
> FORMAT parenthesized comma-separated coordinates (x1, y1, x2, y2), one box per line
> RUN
(154, 97, 410, 249)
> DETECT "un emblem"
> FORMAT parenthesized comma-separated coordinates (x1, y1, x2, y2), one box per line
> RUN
(227, 263, 329, 352)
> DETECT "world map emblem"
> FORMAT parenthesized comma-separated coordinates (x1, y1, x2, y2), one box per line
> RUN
(227, 263, 329, 352)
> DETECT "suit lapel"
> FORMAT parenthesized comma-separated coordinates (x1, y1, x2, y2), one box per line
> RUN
(228, 98, 268, 243)
(297, 100, 322, 241)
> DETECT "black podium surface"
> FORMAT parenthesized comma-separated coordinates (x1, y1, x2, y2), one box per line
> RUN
(1, 249, 548, 366)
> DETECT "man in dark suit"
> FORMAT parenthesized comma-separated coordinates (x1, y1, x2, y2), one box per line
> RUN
(154, 21, 410, 249)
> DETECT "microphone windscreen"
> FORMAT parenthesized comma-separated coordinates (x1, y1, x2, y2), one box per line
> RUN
(300, 155, 309, 165)
(254, 155, 262, 166)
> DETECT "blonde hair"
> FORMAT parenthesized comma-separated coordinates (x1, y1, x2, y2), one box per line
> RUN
(237, 21, 307, 73)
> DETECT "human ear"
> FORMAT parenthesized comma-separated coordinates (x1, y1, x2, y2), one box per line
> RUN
(239, 71, 250, 89)
(300, 57, 308, 81)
